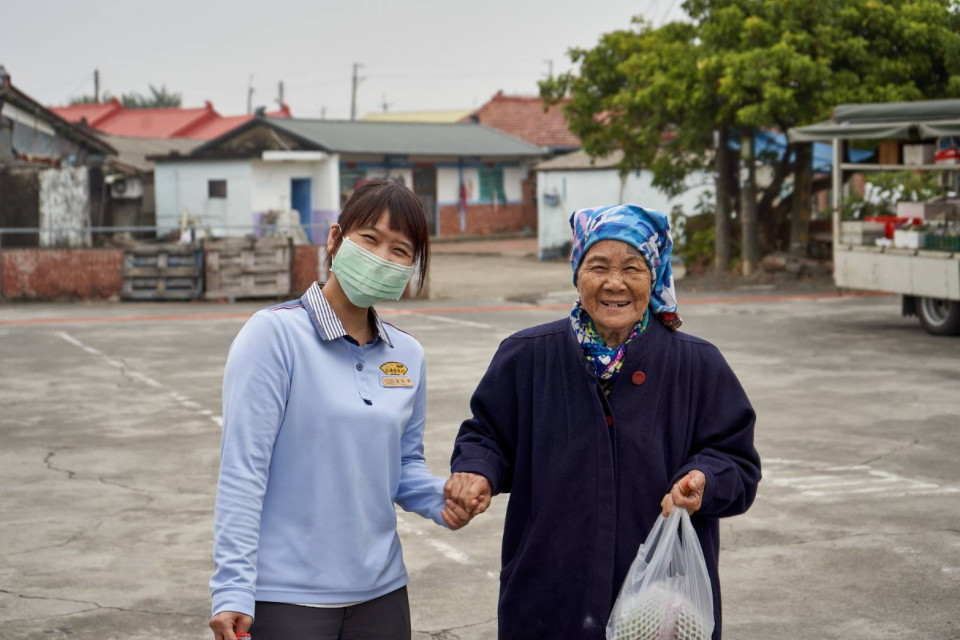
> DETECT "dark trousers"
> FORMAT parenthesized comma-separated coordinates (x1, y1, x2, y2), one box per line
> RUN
(248, 587, 411, 640)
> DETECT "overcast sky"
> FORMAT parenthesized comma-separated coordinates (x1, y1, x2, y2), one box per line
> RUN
(1, 0, 687, 120)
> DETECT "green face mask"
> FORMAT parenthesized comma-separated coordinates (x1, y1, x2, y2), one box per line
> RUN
(331, 236, 414, 308)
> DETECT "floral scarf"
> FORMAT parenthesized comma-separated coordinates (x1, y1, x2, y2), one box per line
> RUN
(570, 301, 650, 382)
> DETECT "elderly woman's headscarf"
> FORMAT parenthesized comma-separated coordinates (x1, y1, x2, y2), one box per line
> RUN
(569, 203, 681, 330)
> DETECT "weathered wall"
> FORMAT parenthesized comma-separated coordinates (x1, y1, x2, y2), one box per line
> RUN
(0, 166, 40, 247)
(1, 248, 124, 299)
(438, 202, 532, 237)
(290, 244, 322, 296)
(1, 244, 325, 300)
(38, 166, 90, 247)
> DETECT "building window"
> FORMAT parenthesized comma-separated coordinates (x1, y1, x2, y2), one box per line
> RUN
(478, 166, 505, 202)
(208, 180, 227, 198)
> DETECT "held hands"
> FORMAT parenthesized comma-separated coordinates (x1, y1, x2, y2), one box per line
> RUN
(660, 470, 706, 516)
(209, 610, 252, 640)
(442, 472, 492, 530)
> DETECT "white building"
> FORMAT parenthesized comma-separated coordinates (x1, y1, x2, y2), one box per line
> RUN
(153, 118, 545, 240)
(536, 150, 713, 259)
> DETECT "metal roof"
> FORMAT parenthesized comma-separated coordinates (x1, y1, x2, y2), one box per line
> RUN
(262, 118, 546, 157)
(789, 99, 960, 142)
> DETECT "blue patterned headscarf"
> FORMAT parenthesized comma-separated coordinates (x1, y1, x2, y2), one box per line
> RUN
(569, 203, 681, 330)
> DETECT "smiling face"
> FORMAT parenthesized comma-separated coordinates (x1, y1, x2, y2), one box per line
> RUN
(330, 209, 416, 267)
(576, 240, 652, 347)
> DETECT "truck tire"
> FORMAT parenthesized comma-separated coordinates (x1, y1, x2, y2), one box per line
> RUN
(917, 297, 960, 336)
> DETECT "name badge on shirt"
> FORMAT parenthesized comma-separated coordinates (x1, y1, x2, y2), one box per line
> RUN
(380, 361, 408, 375)
(381, 376, 413, 388)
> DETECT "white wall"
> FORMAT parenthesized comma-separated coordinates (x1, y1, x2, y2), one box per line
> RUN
(437, 165, 525, 204)
(155, 160, 251, 233)
(537, 168, 712, 259)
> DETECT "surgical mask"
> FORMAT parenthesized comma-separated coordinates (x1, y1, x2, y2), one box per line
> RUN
(331, 236, 414, 308)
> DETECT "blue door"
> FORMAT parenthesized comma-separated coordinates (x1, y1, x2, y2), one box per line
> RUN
(290, 178, 313, 242)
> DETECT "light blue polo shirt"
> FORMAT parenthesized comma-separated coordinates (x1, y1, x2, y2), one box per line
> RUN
(210, 283, 447, 619)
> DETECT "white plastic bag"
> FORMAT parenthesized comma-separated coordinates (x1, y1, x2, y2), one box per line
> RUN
(606, 508, 715, 640)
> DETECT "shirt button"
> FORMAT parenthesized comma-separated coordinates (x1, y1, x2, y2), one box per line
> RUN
(631, 371, 646, 385)
(356, 364, 363, 371)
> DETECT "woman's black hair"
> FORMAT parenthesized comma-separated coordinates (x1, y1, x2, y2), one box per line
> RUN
(327, 179, 430, 293)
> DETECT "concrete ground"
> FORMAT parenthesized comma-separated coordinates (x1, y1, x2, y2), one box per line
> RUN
(1, 251, 959, 640)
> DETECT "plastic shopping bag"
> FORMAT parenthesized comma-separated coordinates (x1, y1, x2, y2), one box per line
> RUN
(606, 508, 714, 640)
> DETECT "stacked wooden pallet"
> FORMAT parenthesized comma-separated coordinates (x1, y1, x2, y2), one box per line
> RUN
(121, 244, 203, 300)
(204, 237, 292, 300)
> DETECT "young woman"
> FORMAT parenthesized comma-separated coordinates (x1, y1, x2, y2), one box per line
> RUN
(209, 180, 473, 640)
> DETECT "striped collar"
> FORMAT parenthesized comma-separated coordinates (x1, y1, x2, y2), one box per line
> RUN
(300, 281, 393, 347)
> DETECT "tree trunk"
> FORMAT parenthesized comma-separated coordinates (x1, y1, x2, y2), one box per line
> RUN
(741, 130, 759, 276)
(714, 128, 732, 273)
(790, 143, 812, 255)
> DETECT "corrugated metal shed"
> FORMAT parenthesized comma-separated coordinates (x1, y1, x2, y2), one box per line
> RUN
(263, 118, 546, 157)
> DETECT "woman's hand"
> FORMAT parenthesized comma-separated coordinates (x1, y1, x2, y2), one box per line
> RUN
(660, 470, 706, 516)
(209, 611, 252, 640)
(444, 472, 492, 518)
(441, 499, 475, 530)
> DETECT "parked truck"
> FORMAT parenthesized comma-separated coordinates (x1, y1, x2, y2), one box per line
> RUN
(791, 99, 960, 336)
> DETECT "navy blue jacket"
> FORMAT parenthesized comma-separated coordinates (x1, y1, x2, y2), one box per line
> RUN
(451, 318, 760, 639)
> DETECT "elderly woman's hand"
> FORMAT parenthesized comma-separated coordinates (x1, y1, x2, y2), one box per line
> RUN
(444, 472, 492, 517)
(660, 470, 706, 516)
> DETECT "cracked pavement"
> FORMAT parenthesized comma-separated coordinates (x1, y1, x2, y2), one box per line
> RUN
(1, 258, 959, 639)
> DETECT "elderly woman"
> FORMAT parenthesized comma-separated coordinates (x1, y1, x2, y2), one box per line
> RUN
(446, 204, 761, 639)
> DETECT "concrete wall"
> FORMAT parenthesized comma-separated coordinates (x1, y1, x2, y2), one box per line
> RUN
(536, 168, 712, 259)
(154, 160, 252, 233)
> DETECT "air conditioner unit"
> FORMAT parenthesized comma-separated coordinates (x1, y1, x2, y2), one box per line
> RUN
(110, 176, 143, 199)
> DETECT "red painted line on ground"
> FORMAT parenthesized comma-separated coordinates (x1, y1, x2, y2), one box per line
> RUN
(0, 312, 253, 326)
(0, 290, 892, 327)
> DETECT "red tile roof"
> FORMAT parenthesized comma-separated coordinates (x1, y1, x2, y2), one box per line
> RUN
(463, 90, 580, 150)
(49, 99, 291, 140)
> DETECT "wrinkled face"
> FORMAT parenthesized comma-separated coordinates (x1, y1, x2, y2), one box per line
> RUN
(576, 240, 652, 342)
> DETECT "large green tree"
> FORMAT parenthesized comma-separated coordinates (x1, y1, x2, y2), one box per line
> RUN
(542, 0, 960, 275)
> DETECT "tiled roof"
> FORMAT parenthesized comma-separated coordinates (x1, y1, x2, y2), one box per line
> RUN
(463, 91, 580, 150)
(49, 100, 292, 140)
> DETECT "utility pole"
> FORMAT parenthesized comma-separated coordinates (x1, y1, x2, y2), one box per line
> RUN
(350, 63, 365, 121)
(381, 94, 391, 113)
(543, 59, 553, 78)
(247, 75, 255, 114)
(278, 80, 284, 107)
(94, 69, 100, 102)
(320, 106, 327, 120)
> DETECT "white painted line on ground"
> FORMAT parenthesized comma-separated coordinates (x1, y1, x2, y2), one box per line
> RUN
(765, 457, 957, 500)
(426, 539, 471, 564)
(54, 331, 101, 356)
(55, 330, 219, 426)
(404, 314, 494, 330)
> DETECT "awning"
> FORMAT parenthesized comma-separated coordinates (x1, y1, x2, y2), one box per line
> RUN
(788, 99, 960, 142)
